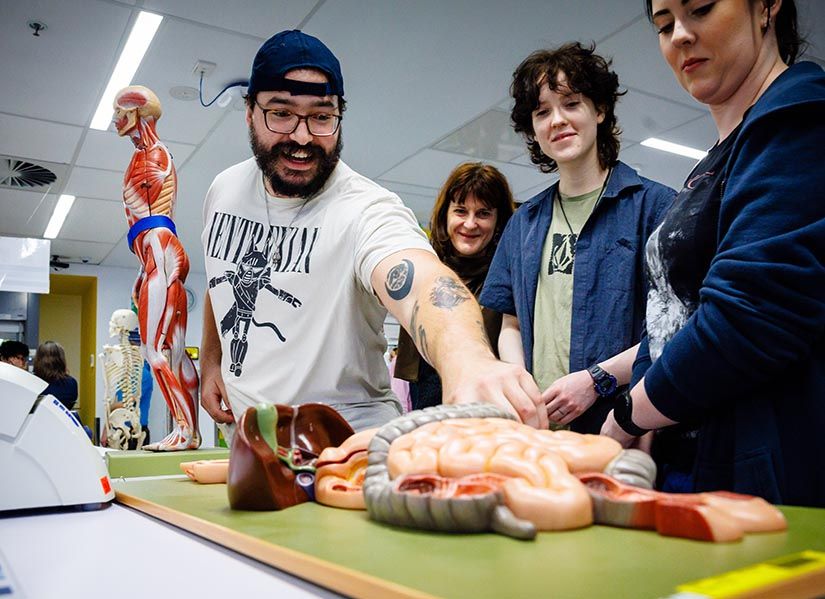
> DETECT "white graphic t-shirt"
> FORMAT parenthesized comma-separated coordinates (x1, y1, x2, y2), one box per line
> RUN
(202, 158, 433, 425)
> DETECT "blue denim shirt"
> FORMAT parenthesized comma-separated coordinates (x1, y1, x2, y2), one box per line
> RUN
(480, 161, 674, 375)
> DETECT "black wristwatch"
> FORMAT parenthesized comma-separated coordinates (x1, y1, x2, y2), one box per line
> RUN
(613, 389, 650, 437)
(587, 364, 618, 398)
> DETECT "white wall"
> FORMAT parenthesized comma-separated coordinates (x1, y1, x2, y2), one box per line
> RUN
(63, 264, 215, 447)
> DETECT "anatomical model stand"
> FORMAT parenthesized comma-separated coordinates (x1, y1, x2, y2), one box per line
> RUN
(113, 85, 200, 451)
(100, 309, 145, 450)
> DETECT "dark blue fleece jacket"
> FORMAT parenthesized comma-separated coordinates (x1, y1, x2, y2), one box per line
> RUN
(643, 62, 825, 507)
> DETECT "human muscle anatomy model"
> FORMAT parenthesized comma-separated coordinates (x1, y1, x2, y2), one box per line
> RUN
(114, 85, 199, 451)
(100, 309, 145, 449)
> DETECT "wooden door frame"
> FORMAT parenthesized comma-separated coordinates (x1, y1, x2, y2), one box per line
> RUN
(48, 274, 97, 430)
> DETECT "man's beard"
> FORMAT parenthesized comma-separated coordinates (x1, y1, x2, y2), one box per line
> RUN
(249, 127, 342, 199)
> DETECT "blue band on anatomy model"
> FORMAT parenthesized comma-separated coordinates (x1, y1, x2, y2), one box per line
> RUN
(127, 215, 177, 251)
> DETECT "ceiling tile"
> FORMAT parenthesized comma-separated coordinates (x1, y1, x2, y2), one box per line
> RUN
(49, 239, 115, 264)
(125, 18, 262, 145)
(381, 149, 547, 195)
(654, 114, 719, 154)
(618, 87, 706, 142)
(0, 114, 83, 164)
(510, 152, 533, 167)
(433, 109, 524, 162)
(60, 197, 128, 244)
(312, 0, 645, 179)
(142, 0, 317, 39)
(0, 188, 56, 238)
(599, 19, 697, 109)
(517, 175, 559, 203)
(64, 167, 123, 202)
(619, 144, 697, 192)
(100, 238, 140, 269)
(75, 130, 195, 172)
(798, 0, 825, 61)
(0, 0, 132, 124)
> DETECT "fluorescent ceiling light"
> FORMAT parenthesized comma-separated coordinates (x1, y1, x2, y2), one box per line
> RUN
(89, 11, 163, 131)
(641, 137, 708, 160)
(44, 195, 75, 239)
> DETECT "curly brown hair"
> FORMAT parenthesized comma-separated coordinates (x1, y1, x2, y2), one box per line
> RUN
(33, 340, 70, 383)
(429, 162, 515, 262)
(510, 42, 625, 173)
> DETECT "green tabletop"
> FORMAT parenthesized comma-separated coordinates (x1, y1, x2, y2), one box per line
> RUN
(113, 476, 825, 599)
(106, 448, 229, 478)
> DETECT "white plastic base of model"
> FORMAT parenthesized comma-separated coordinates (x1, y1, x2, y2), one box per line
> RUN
(0, 362, 115, 511)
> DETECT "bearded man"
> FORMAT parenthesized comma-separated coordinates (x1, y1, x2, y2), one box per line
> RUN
(201, 30, 546, 435)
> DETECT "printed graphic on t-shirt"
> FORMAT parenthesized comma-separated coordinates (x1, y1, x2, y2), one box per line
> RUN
(549, 232, 576, 275)
(205, 211, 318, 377)
(644, 125, 734, 362)
(645, 225, 692, 361)
(205, 211, 320, 274)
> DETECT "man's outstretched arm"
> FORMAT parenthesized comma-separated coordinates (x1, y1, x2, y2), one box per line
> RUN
(373, 249, 546, 428)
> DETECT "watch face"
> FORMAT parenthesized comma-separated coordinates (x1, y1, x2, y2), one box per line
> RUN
(597, 377, 617, 396)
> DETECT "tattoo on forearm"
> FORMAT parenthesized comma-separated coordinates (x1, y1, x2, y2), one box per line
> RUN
(409, 300, 431, 363)
(385, 259, 414, 300)
(429, 276, 470, 309)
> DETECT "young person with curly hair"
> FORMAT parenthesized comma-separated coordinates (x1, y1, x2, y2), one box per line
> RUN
(481, 42, 675, 434)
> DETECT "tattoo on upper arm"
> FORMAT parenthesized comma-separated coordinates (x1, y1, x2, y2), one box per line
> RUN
(409, 300, 431, 363)
(429, 276, 470, 309)
(385, 259, 414, 300)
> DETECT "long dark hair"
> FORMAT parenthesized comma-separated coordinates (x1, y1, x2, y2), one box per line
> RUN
(429, 162, 515, 263)
(643, 0, 805, 65)
(33, 341, 70, 383)
(510, 42, 624, 173)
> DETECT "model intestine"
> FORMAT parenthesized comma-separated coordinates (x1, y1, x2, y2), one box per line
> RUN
(100, 309, 145, 450)
(113, 85, 199, 451)
(315, 405, 786, 542)
(224, 403, 786, 542)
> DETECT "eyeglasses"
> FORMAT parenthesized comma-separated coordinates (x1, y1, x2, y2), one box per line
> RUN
(255, 102, 342, 136)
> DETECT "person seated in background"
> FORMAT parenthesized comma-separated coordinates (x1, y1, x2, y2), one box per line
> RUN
(0, 340, 30, 371)
(33, 340, 78, 411)
(395, 162, 515, 411)
(480, 42, 675, 434)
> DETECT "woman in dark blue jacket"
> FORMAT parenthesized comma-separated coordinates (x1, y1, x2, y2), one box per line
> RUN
(602, 0, 825, 507)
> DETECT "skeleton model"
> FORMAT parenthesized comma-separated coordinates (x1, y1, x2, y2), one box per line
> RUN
(113, 85, 200, 451)
(100, 309, 145, 450)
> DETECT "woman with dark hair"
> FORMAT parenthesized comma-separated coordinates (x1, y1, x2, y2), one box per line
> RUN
(602, 0, 825, 506)
(395, 162, 515, 410)
(34, 340, 78, 410)
(480, 42, 674, 434)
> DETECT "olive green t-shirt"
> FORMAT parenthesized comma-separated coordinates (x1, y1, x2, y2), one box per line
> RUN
(532, 187, 601, 393)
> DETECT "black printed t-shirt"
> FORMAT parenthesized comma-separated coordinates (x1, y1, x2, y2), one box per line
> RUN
(644, 122, 743, 480)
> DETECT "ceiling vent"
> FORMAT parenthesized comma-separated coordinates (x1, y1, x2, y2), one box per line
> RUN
(0, 157, 57, 189)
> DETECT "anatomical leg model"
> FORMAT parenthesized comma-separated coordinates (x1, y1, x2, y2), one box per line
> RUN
(114, 85, 199, 451)
(100, 309, 145, 449)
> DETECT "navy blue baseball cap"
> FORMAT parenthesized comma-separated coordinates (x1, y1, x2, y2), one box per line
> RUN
(248, 30, 344, 98)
